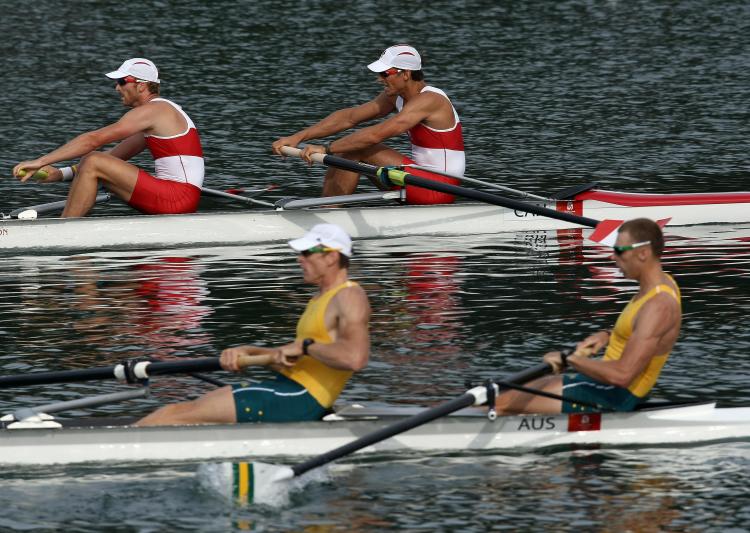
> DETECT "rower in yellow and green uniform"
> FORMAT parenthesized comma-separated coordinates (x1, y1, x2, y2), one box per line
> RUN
(232, 278, 363, 422)
(559, 273, 680, 412)
(136, 223, 371, 427)
(494, 218, 682, 415)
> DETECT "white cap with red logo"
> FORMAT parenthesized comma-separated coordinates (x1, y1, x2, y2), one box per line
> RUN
(105, 58, 160, 83)
(367, 44, 422, 72)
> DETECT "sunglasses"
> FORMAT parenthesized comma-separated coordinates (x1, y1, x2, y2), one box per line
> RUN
(379, 68, 402, 79)
(300, 245, 338, 257)
(116, 75, 143, 86)
(613, 240, 651, 256)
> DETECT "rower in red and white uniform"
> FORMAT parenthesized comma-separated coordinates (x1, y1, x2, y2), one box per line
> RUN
(272, 44, 466, 205)
(394, 85, 465, 204)
(13, 57, 204, 217)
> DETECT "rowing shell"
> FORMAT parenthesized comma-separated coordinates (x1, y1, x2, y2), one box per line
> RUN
(1, 189, 750, 253)
(1, 401, 748, 466)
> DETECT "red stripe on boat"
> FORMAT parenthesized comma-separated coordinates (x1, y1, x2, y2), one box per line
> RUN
(576, 190, 750, 207)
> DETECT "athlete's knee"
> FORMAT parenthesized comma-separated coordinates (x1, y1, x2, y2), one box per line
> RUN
(79, 151, 106, 168)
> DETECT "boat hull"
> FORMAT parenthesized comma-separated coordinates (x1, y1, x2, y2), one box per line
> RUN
(2, 189, 750, 252)
(2, 402, 748, 466)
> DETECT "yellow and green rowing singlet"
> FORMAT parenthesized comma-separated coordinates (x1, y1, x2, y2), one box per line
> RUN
(603, 274, 681, 397)
(279, 281, 358, 408)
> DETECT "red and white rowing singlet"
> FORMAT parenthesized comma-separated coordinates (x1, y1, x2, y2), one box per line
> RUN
(144, 98, 205, 188)
(395, 86, 465, 177)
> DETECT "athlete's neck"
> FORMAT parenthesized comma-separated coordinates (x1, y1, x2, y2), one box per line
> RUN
(637, 263, 669, 296)
(400, 80, 427, 101)
(317, 269, 349, 295)
(134, 93, 160, 107)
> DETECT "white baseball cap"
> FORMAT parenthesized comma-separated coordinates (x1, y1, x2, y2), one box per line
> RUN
(288, 224, 353, 257)
(367, 44, 422, 72)
(105, 58, 160, 83)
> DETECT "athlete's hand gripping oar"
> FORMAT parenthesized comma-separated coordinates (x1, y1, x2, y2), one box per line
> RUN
(277, 146, 636, 244)
(202, 361, 555, 506)
(0, 354, 274, 389)
(8, 167, 107, 220)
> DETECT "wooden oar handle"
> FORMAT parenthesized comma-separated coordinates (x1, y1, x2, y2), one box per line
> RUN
(237, 353, 275, 368)
(279, 145, 326, 164)
(573, 346, 596, 358)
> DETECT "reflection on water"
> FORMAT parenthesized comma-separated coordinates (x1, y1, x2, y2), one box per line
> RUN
(9, 255, 213, 362)
(5, 225, 747, 409)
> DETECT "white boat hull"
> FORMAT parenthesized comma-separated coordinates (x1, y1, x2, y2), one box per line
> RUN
(2, 402, 748, 466)
(2, 190, 750, 252)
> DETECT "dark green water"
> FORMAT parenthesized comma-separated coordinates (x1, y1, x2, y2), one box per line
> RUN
(1, 1, 749, 531)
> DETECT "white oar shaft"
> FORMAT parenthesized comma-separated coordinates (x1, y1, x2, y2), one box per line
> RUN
(11, 192, 111, 219)
(406, 165, 550, 201)
(201, 187, 275, 207)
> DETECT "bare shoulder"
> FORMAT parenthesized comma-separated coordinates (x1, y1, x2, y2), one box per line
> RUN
(637, 291, 681, 334)
(405, 89, 445, 109)
(332, 283, 371, 317)
(121, 100, 167, 122)
(144, 99, 180, 115)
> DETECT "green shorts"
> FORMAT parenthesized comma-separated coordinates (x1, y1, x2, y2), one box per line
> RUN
(561, 373, 643, 413)
(232, 373, 326, 423)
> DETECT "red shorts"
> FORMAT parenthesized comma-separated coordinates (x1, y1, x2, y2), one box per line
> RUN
(128, 170, 201, 215)
(399, 157, 460, 205)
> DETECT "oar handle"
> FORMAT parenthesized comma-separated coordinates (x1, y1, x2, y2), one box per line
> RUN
(18, 169, 49, 180)
(237, 353, 274, 368)
(279, 145, 326, 164)
(574, 346, 596, 357)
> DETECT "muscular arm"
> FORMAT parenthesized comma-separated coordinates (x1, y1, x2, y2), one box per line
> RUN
(14, 105, 155, 177)
(306, 286, 371, 371)
(45, 106, 155, 164)
(328, 91, 442, 154)
(567, 294, 680, 388)
(272, 93, 394, 153)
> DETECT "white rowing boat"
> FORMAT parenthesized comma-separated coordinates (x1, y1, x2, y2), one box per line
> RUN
(1, 188, 750, 253)
(2, 401, 748, 466)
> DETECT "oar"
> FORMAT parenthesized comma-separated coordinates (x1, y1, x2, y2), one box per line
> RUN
(403, 164, 550, 201)
(201, 185, 277, 207)
(215, 361, 553, 505)
(278, 147, 619, 241)
(0, 354, 273, 389)
(9, 192, 112, 220)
